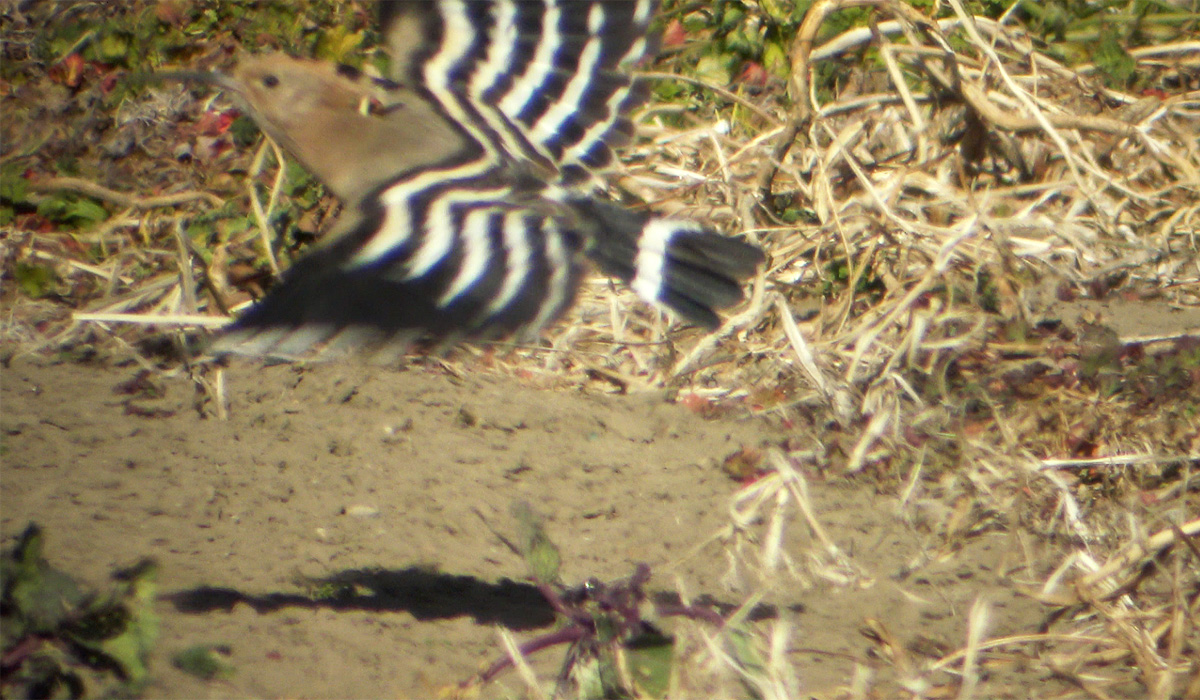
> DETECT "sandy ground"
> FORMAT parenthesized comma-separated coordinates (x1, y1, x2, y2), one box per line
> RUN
(0, 352, 1138, 698)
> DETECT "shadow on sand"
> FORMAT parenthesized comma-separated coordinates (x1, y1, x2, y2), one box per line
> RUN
(163, 566, 556, 630)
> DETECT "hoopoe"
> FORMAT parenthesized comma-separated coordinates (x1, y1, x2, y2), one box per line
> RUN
(185, 0, 765, 358)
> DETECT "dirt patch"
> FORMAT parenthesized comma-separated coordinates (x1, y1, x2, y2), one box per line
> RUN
(1025, 278, 1200, 341)
(3, 354, 1152, 699)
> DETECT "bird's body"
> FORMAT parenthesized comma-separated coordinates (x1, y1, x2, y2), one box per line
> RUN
(200, 0, 764, 358)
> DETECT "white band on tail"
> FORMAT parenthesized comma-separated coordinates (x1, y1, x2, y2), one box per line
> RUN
(632, 219, 686, 305)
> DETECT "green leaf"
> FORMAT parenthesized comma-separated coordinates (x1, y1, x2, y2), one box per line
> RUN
(35, 194, 108, 227)
(1093, 27, 1136, 87)
(725, 23, 761, 56)
(94, 30, 132, 64)
(719, 592, 768, 697)
(653, 80, 684, 101)
(1, 163, 30, 204)
(4, 526, 160, 695)
(68, 198, 109, 224)
(2, 524, 85, 637)
(66, 559, 159, 686)
(694, 54, 734, 86)
(510, 501, 561, 585)
(315, 27, 365, 64)
(763, 39, 789, 79)
(13, 263, 60, 299)
(230, 115, 261, 148)
(623, 631, 674, 699)
(173, 644, 235, 681)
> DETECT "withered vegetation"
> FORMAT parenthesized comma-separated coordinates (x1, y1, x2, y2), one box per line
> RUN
(2, 0, 1197, 698)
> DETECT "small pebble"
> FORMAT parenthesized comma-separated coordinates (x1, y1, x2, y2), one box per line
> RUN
(344, 504, 380, 518)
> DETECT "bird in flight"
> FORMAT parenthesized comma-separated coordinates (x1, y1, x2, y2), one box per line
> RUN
(182, 0, 765, 358)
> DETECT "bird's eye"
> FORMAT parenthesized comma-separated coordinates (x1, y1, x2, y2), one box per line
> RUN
(261, 74, 280, 88)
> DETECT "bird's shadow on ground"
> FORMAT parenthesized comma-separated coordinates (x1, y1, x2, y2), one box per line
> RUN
(162, 566, 556, 631)
(162, 566, 785, 631)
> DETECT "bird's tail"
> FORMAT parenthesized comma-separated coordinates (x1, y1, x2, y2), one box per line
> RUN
(209, 185, 763, 360)
(569, 197, 764, 329)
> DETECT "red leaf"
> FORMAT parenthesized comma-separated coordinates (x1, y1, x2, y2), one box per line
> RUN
(101, 73, 120, 95)
(49, 53, 87, 88)
(195, 109, 237, 136)
(737, 61, 768, 87)
(662, 19, 687, 49)
(679, 393, 725, 418)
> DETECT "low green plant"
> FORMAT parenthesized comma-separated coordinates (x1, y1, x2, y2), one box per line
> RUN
(1, 524, 159, 699)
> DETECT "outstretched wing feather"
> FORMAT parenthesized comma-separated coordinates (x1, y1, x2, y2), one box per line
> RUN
(378, 0, 658, 176)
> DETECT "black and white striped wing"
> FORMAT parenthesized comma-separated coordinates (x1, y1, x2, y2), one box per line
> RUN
(213, 172, 588, 358)
(213, 175, 763, 359)
(379, 0, 658, 181)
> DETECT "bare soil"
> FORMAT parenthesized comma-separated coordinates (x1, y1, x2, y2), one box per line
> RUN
(3, 352, 1116, 699)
